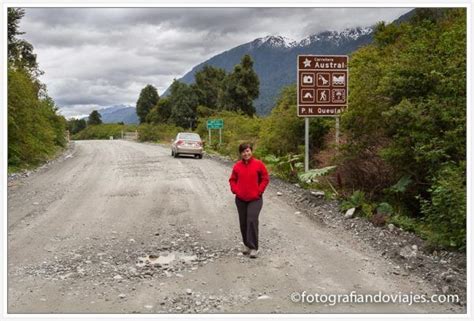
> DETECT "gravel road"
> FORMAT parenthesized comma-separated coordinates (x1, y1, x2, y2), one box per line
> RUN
(7, 140, 465, 314)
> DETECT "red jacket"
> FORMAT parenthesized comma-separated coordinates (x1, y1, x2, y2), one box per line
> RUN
(229, 157, 269, 201)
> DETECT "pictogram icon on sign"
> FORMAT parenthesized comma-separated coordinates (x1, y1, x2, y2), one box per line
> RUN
(317, 73, 330, 87)
(332, 73, 346, 86)
(302, 58, 312, 68)
(332, 89, 346, 103)
(301, 72, 315, 86)
(317, 89, 330, 103)
(301, 89, 315, 103)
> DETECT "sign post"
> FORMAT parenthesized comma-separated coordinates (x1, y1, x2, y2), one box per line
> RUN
(207, 119, 224, 146)
(305, 118, 309, 172)
(297, 55, 349, 171)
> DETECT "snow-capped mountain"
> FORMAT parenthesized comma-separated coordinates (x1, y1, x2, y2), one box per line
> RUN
(298, 27, 373, 46)
(251, 35, 298, 49)
(249, 27, 373, 51)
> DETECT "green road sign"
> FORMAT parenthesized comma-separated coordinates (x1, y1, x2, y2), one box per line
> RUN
(207, 119, 224, 129)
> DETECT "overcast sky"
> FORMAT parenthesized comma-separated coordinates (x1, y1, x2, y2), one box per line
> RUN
(19, 7, 412, 118)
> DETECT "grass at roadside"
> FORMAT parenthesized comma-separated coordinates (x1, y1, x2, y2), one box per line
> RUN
(72, 124, 138, 140)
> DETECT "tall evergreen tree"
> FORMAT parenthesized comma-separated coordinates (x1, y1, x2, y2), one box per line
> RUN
(219, 54, 259, 116)
(8, 8, 40, 76)
(88, 110, 102, 125)
(136, 84, 159, 123)
(7, 8, 24, 42)
(192, 65, 226, 109)
(168, 80, 198, 129)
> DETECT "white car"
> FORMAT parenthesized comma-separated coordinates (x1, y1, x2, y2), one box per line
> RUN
(171, 132, 203, 159)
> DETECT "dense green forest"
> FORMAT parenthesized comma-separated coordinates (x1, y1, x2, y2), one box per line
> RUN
(339, 8, 466, 249)
(8, 8, 67, 172)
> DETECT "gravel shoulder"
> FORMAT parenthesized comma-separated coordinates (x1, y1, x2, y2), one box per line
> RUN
(7, 140, 466, 314)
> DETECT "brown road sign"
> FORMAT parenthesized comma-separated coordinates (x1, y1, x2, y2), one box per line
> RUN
(297, 55, 348, 117)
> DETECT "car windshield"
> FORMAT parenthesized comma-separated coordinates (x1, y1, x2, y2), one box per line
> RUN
(179, 133, 201, 140)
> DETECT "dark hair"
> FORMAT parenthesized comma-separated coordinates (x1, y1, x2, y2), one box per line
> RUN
(238, 143, 253, 154)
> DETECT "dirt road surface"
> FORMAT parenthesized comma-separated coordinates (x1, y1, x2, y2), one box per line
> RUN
(7, 140, 464, 314)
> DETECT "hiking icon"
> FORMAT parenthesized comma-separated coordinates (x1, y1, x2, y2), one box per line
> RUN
(317, 89, 330, 103)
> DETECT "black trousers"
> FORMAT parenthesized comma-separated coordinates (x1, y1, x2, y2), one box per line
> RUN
(235, 196, 263, 250)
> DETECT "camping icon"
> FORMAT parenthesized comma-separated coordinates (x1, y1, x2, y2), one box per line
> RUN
(301, 89, 315, 103)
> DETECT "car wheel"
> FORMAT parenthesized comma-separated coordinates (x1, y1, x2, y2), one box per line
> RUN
(198, 154, 203, 159)
(171, 150, 174, 156)
(174, 152, 179, 158)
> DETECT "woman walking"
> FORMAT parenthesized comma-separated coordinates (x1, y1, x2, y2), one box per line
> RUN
(229, 143, 269, 258)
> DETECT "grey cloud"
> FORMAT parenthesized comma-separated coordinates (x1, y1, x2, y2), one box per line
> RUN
(23, 8, 412, 43)
(51, 79, 120, 106)
(24, 8, 267, 31)
(299, 8, 411, 36)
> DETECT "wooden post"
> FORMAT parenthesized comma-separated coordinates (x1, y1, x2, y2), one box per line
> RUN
(305, 117, 309, 172)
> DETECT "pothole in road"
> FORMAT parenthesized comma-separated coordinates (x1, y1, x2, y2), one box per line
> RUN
(129, 242, 227, 280)
(136, 252, 198, 268)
